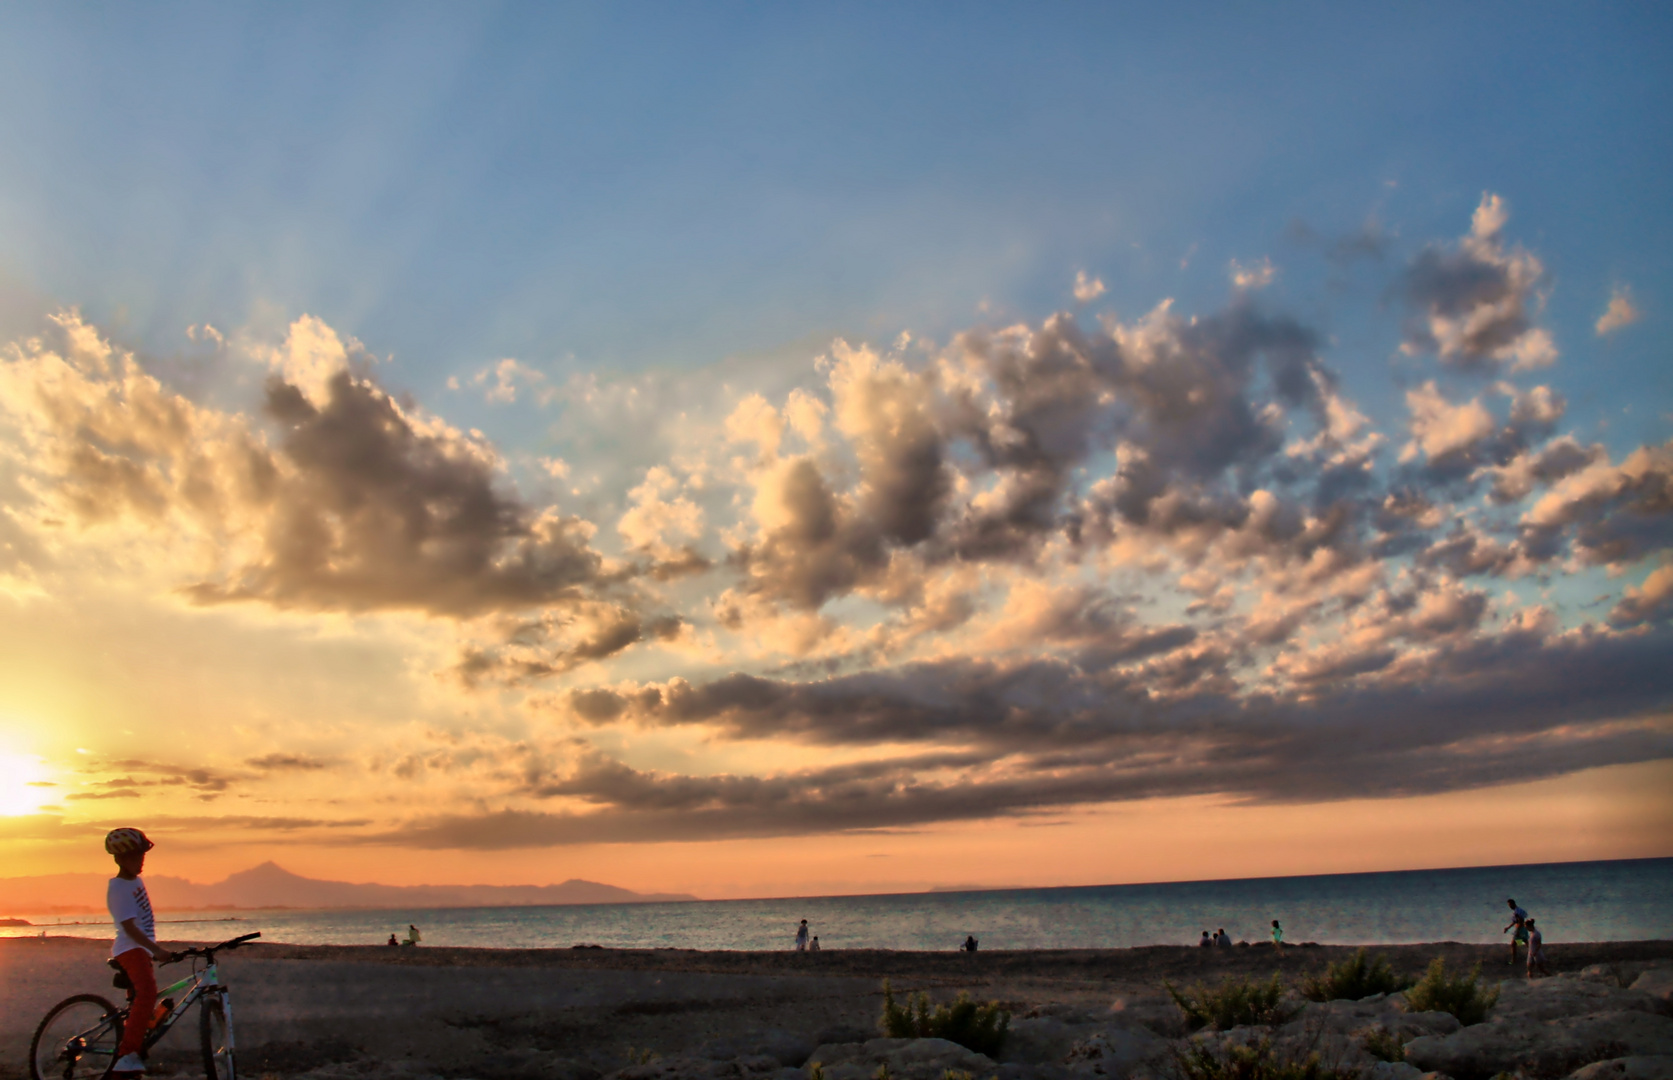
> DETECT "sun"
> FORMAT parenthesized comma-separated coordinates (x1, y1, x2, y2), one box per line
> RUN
(0, 752, 53, 816)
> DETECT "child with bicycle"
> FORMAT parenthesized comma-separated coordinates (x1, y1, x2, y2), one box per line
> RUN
(105, 828, 178, 1078)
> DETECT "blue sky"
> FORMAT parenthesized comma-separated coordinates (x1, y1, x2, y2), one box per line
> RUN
(0, 4, 1669, 893)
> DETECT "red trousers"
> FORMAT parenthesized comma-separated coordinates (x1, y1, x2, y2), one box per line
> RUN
(114, 949, 155, 1057)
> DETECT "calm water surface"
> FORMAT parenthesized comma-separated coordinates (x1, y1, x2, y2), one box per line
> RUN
(7, 858, 1668, 952)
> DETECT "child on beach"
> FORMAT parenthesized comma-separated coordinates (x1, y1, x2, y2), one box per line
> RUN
(1504, 899, 1529, 965)
(1270, 920, 1283, 949)
(105, 828, 178, 1078)
(1526, 918, 1550, 977)
(795, 919, 809, 951)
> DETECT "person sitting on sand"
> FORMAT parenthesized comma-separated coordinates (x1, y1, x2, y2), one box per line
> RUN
(387, 934, 399, 946)
(404, 924, 421, 946)
(963, 934, 978, 952)
(1525, 918, 1550, 977)
(1216, 928, 1231, 948)
(1504, 899, 1529, 965)
(810, 936, 820, 951)
(795, 919, 809, 951)
(1199, 930, 1212, 947)
(104, 827, 179, 1079)
(1270, 920, 1283, 949)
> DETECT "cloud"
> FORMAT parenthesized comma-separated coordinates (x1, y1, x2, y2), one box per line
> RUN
(1229, 257, 1276, 290)
(1073, 271, 1106, 302)
(1596, 288, 1642, 337)
(1400, 193, 1555, 371)
(1610, 563, 1673, 627)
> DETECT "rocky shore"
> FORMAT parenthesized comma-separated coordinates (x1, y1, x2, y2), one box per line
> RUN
(3, 937, 1669, 1080)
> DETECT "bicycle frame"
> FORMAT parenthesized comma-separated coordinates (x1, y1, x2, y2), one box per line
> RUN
(139, 959, 231, 1052)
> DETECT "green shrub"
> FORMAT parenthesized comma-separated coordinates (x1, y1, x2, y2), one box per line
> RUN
(879, 979, 1010, 1056)
(1403, 958, 1499, 1026)
(1358, 1027, 1405, 1063)
(1165, 974, 1296, 1032)
(1173, 1038, 1360, 1080)
(1300, 949, 1409, 1002)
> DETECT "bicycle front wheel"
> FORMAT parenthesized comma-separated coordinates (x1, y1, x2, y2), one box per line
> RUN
(30, 994, 123, 1080)
(200, 994, 235, 1080)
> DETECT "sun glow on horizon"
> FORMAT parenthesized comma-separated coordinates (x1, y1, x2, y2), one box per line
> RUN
(0, 750, 53, 817)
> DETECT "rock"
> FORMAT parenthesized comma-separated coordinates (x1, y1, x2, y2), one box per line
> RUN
(805, 1038, 997, 1080)
(1569, 1056, 1673, 1080)
(611, 1057, 735, 1080)
(1061, 1027, 1169, 1076)
(696, 1030, 816, 1068)
(1633, 971, 1673, 1009)
(1582, 965, 1625, 987)
(812, 1026, 874, 1049)
(1492, 978, 1672, 1023)
(1404, 1009, 1673, 1080)
(1365, 1064, 1426, 1080)
(1003, 1017, 1098, 1064)
(1105, 994, 1188, 1038)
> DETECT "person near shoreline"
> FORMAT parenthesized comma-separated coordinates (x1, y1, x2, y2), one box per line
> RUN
(809, 935, 821, 951)
(404, 924, 422, 946)
(1270, 920, 1283, 949)
(105, 827, 179, 1078)
(795, 919, 809, 951)
(1504, 899, 1529, 965)
(387, 934, 399, 946)
(1215, 927, 1231, 948)
(963, 934, 978, 952)
(1199, 931, 1212, 947)
(1526, 918, 1550, 977)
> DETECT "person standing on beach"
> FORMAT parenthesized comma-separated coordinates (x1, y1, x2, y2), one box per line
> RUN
(1526, 918, 1550, 977)
(1270, 920, 1283, 949)
(104, 828, 178, 1079)
(1504, 899, 1529, 965)
(795, 919, 809, 951)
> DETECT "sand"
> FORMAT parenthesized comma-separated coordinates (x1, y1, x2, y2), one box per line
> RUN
(5, 935, 1670, 1079)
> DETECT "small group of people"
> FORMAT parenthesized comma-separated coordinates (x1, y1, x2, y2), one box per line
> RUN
(1505, 898, 1549, 976)
(793, 919, 821, 951)
(1198, 920, 1284, 949)
(385, 924, 421, 947)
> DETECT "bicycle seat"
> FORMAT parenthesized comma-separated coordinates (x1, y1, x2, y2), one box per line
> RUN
(108, 957, 133, 992)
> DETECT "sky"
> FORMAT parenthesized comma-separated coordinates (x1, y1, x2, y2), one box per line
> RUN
(0, 3, 1669, 900)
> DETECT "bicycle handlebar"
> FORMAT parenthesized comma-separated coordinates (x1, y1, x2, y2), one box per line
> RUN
(169, 931, 262, 960)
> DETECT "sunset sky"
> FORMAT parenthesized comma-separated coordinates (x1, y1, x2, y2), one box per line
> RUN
(1, 4, 1669, 900)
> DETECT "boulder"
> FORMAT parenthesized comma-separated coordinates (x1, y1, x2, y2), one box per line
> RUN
(1404, 1009, 1673, 1080)
(1569, 1056, 1673, 1080)
(1061, 1027, 1170, 1076)
(812, 1026, 874, 1049)
(1581, 966, 1625, 987)
(1003, 1017, 1102, 1064)
(804, 1038, 997, 1080)
(696, 1031, 816, 1068)
(1364, 1064, 1426, 1080)
(1633, 971, 1673, 1009)
(611, 1057, 737, 1080)
(1492, 978, 1672, 1023)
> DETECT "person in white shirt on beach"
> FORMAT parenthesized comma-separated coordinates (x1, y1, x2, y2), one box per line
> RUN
(1526, 918, 1550, 977)
(105, 828, 178, 1078)
(794, 919, 809, 951)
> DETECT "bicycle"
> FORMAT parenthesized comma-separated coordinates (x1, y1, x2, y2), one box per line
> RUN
(29, 931, 261, 1080)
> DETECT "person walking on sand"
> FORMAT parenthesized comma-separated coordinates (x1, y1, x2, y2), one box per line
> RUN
(104, 828, 179, 1079)
(1270, 920, 1284, 950)
(1526, 918, 1550, 977)
(1504, 899, 1529, 965)
(795, 919, 809, 951)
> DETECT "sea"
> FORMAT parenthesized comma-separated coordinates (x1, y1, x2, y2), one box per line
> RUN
(5, 858, 1669, 953)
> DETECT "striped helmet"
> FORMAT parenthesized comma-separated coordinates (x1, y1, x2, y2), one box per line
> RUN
(104, 828, 155, 855)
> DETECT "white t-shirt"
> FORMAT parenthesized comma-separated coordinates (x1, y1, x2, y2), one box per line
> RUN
(108, 875, 155, 958)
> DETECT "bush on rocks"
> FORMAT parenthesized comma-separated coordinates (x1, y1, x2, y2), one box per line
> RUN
(1402, 958, 1499, 1026)
(1300, 950, 1409, 1003)
(880, 980, 1011, 1057)
(1166, 974, 1297, 1032)
(1172, 1038, 1360, 1080)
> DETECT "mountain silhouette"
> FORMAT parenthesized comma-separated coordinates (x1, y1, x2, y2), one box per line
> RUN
(0, 861, 695, 914)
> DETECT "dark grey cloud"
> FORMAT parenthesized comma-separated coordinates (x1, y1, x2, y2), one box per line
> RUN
(374, 620, 1673, 848)
(184, 372, 610, 617)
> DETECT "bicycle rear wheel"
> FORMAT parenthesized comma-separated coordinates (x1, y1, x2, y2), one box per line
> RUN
(200, 994, 235, 1080)
(30, 994, 123, 1080)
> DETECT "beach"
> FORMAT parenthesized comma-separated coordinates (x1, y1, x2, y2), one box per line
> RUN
(6, 936, 1671, 1080)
